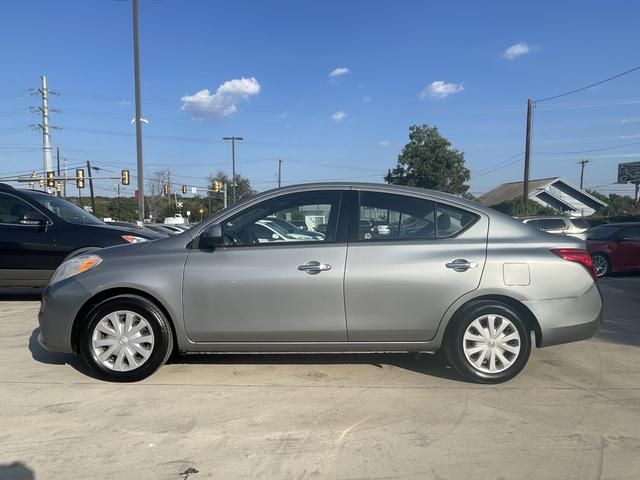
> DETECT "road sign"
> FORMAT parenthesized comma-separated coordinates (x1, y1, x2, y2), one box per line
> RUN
(177, 201, 184, 208)
(618, 162, 640, 183)
(199, 208, 204, 214)
(186, 210, 191, 216)
(191, 186, 197, 194)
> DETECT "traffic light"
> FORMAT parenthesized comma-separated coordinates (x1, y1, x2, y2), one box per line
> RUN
(213, 180, 222, 193)
(39, 179, 45, 188)
(29, 170, 37, 187)
(181, 185, 187, 194)
(56, 182, 62, 193)
(76, 169, 85, 189)
(46, 171, 55, 188)
(121, 169, 130, 185)
(162, 183, 169, 196)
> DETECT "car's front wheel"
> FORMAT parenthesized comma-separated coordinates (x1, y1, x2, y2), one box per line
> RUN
(444, 301, 532, 384)
(79, 295, 173, 382)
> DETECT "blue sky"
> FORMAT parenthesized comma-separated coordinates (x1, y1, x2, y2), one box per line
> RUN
(1, 0, 640, 198)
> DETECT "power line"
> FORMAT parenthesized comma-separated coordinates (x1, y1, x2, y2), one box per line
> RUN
(536, 140, 640, 156)
(535, 65, 640, 103)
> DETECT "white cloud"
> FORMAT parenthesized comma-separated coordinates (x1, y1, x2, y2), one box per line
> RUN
(379, 140, 389, 147)
(329, 67, 350, 78)
(332, 111, 347, 123)
(362, 96, 371, 104)
(503, 42, 531, 60)
(118, 100, 131, 106)
(277, 111, 288, 119)
(181, 77, 261, 119)
(419, 81, 464, 99)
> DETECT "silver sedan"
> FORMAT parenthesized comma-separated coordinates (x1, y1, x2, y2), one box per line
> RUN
(38, 183, 602, 383)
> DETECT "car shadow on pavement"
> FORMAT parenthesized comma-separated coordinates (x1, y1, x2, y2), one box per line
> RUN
(0, 462, 34, 480)
(0, 288, 42, 301)
(167, 351, 468, 383)
(28, 328, 98, 379)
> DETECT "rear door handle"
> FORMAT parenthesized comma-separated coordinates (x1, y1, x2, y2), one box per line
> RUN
(445, 259, 477, 272)
(297, 260, 331, 275)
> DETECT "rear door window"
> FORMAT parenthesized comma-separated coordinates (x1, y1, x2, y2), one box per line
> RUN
(435, 204, 478, 238)
(358, 191, 435, 241)
(357, 192, 478, 241)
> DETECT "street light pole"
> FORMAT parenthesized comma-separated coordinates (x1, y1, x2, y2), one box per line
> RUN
(132, 0, 145, 224)
(223, 136, 243, 204)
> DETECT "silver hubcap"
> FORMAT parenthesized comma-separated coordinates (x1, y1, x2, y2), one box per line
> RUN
(91, 310, 155, 372)
(463, 314, 521, 374)
(592, 255, 608, 277)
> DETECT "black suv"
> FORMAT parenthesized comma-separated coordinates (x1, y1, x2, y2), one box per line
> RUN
(0, 183, 162, 287)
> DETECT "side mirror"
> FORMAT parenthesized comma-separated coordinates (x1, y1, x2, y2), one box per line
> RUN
(19, 216, 46, 226)
(199, 223, 224, 250)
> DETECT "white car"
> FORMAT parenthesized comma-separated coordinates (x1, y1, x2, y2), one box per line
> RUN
(520, 216, 590, 241)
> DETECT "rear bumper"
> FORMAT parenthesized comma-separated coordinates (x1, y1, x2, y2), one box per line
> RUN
(523, 283, 603, 347)
(38, 277, 92, 354)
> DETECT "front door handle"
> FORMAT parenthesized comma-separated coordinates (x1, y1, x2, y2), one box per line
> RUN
(297, 260, 331, 275)
(445, 259, 477, 272)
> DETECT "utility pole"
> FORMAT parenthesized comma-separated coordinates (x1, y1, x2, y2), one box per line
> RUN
(523, 99, 534, 213)
(56, 147, 61, 196)
(63, 158, 67, 198)
(86, 160, 97, 216)
(223, 136, 243, 204)
(278, 158, 283, 188)
(31, 76, 59, 193)
(167, 170, 172, 210)
(116, 183, 121, 220)
(132, 0, 145, 223)
(578, 159, 590, 189)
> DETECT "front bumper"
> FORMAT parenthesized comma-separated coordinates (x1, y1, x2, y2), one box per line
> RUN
(38, 277, 93, 354)
(524, 283, 603, 347)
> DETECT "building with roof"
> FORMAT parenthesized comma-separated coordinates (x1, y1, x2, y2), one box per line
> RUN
(478, 177, 607, 217)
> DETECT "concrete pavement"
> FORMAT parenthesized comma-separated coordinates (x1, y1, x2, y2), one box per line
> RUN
(1, 277, 639, 480)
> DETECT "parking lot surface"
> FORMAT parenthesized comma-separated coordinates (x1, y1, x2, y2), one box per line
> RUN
(1, 277, 639, 480)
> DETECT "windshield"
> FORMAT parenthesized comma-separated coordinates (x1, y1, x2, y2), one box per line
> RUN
(260, 220, 292, 237)
(33, 195, 105, 225)
(267, 217, 299, 233)
(587, 226, 621, 241)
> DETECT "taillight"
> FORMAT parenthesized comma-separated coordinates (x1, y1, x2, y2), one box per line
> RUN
(551, 248, 597, 281)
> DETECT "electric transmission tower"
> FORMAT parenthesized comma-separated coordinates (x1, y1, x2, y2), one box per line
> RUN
(29, 75, 60, 193)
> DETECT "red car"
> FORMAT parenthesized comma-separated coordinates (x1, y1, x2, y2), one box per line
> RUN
(586, 222, 640, 277)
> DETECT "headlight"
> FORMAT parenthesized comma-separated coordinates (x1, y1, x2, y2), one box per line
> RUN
(49, 254, 102, 285)
(121, 235, 149, 244)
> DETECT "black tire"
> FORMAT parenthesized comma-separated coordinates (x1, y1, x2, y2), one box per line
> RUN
(591, 253, 610, 278)
(444, 301, 532, 384)
(79, 295, 173, 382)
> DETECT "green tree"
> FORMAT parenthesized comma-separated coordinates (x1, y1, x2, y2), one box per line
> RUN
(206, 171, 256, 215)
(587, 190, 637, 216)
(385, 124, 470, 194)
(490, 198, 557, 217)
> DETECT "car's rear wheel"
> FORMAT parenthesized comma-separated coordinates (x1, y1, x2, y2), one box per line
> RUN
(79, 295, 173, 382)
(591, 253, 610, 278)
(444, 301, 531, 384)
